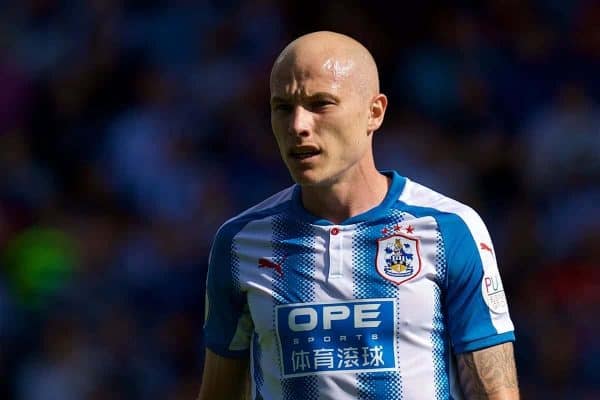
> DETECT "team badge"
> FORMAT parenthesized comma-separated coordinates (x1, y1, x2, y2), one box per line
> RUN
(376, 233, 421, 285)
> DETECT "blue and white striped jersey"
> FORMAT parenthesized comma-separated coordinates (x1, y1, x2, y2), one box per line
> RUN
(204, 171, 515, 399)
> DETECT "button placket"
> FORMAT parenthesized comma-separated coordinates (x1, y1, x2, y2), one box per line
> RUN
(328, 227, 343, 279)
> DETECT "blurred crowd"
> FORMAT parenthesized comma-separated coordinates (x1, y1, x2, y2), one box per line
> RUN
(0, 0, 598, 399)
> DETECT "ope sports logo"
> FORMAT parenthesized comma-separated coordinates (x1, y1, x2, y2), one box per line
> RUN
(286, 303, 382, 331)
(275, 299, 396, 377)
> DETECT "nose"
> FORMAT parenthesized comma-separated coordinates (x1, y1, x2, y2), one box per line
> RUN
(289, 105, 312, 137)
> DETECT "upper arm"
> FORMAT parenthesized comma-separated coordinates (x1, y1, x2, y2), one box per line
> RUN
(456, 342, 519, 400)
(439, 210, 515, 352)
(197, 349, 250, 400)
(204, 222, 253, 358)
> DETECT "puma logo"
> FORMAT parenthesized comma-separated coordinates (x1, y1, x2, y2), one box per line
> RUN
(258, 257, 283, 276)
(480, 242, 494, 254)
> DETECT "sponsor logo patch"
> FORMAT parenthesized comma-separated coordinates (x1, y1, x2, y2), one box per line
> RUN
(275, 299, 396, 377)
(481, 272, 508, 313)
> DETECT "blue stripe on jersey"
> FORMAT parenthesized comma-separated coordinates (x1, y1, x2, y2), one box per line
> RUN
(357, 371, 403, 400)
(232, 241, 241, 291)
(432, 286, 449, 399)
(272, 212, 319, 400)
(432, 230, 450, 399)
(252, 332, 264, 399)
(353, 211, 405, 400)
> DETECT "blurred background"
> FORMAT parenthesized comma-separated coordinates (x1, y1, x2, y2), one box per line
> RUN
(0, 0, 598, 398)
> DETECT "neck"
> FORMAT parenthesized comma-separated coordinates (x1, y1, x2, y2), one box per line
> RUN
(300, 167, 390, 224)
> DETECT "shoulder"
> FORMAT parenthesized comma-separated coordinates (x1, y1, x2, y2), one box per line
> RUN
(396, 178, 492, 245)
(212, 185, 296, 245)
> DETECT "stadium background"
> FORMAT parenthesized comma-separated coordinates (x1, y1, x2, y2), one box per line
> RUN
(0, 0, 598, 398)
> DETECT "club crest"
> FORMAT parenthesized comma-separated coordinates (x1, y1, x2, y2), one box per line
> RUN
(376, 234, 421, 285)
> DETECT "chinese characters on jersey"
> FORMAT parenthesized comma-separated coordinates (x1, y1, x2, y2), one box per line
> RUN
(291, 345, 385, 373)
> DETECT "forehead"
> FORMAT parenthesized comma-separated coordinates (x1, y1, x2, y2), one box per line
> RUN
(270, 53, 355, 97)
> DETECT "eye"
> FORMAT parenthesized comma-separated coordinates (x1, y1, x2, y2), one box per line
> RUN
(309, 100, 334, 111)
(273, 103, 293, 112)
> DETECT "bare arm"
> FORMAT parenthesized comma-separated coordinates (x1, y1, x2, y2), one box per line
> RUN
(457, 342, 520, 400)
(197, 349, 250, 400)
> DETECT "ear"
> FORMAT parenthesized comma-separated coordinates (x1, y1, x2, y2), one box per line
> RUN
(367, 93, 388, 133)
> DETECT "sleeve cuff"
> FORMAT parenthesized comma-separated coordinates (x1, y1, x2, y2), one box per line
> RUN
(205, 342, 250, 359)
(454, 331, 515, 354)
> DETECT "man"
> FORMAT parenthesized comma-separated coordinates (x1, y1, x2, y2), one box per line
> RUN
(198, 31, 519, 399)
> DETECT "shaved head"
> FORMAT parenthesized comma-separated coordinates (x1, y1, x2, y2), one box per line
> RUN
(269, 31, 388, 190)
(270, 31, 380, 99)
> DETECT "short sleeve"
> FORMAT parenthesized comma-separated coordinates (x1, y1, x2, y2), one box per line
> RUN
(203, 221, 253, 358)
(438, 210, 515, 354)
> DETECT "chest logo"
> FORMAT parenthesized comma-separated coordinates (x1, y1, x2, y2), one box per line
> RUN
(275, 299, 397, 377)
(376, 234, 422, 285)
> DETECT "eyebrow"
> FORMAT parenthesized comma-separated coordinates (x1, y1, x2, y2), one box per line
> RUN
(270, 92, 340, 105)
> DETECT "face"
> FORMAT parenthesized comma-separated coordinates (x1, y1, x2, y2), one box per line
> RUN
(270, 54, 376, 187)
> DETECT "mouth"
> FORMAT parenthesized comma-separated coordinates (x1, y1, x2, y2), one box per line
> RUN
(289, 147, 321, 161)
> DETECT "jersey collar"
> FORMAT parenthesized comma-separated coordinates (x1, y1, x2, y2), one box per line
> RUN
(290, 170, 407, 226)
